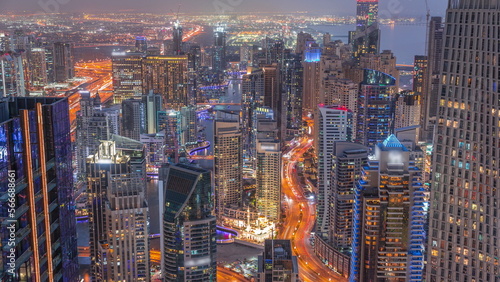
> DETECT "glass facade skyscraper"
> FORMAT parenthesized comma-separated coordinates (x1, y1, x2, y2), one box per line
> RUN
(159, 163, 217, 282)
(0, 97, 78, 281)
(356, 69, 397, 148)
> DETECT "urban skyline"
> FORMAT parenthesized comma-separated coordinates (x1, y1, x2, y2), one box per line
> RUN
(1, 0, 499, 281)
(1, 0, 447, 17)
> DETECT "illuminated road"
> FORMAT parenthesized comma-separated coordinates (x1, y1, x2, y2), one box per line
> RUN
(279, 136, 346, 282)
(217, 267, 251, 282)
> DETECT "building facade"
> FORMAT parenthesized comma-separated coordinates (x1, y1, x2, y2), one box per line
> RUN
(314, 105, 353, 238)
(356, 69, 397, 148)
(426, 1, 500, 281)
(0, 97, 78, 281)
(350, 135, 425, 281)
(214, 119, 243, 216)
(159, 163, 217, 282)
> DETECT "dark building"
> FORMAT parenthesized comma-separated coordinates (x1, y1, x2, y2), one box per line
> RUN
(421, 17, 444, 141)
(121, 98, 146, 141)
(283, 51, 303, 136)
(212, 24, 227, 81)
(53, 42, 74, 82)
(172, 21, 183, 55)
(159, 163, 217, 282)
(0, 97, 78, 281)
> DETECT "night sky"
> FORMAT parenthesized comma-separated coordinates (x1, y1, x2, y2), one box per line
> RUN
(3, 0, 447, 17)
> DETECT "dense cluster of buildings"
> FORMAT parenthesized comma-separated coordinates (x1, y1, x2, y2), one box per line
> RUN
(1, 0, 499, 281)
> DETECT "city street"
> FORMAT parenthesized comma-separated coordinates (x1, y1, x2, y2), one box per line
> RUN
(279, 136, 346, 282)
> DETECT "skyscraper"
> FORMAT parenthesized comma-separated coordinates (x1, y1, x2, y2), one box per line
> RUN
(214, 119, 243, 216)
(213, 24, 227, 78)
(135, 36, 148, 53)
(352, 0, 381, 61)
(329, 143, 368, 252)
(53, 42, 74, 82)
(295, 31, 314, 54)
(0, 97, 78, 281)
(315, 105, 353, 238)
(180, 105, 197, 145)
(76, 91, 112, 179)
(394, 91, 421, 129)
(302, 42, 322, 112)
(421, 17, 444, 141)
(314, 142, 368, 278)
(0, 51, 26, 97)
(159, 163, 217, 282)
(112, 51, 144, 103)
(426, 1, 500, 281)
(142, 91, 163, 134)
(30, 48, 48, 89)
(283, 51, 303, 136)
(122, 98, 146, 141)
(356, 0, 378, 28)
(356, 69, 397, 148)
(141, 55, 189, 110)
(172, 21, 183, 55)
(350, 135, 425, 282)
(256, 134, 281, 222)
(86, 139, 148, 281)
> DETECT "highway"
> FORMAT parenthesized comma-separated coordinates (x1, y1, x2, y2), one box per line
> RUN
(217, 267, 251, 282)
(279, 136, 346, 282)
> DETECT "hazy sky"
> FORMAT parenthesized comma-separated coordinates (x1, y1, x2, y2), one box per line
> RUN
(2, 0, 447, 17)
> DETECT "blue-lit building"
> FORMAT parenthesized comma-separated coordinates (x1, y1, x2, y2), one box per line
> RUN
(212, 24, 226, 82)
(135, 36, 148, 53)
(356, 69, 397, 148)
(159, 163, 217, 282)
(302, 41, 321, 111)
(0, 97, 78, 281)
(350, 135, 425, 282)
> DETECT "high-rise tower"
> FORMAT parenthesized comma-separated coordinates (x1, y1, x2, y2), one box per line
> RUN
(314, 105, 353, 238)
(213, 24, 227, 82)
(111, 51, 144, 103)
(214, 119, 243, 216)
(356, 69, 397, 148)
(426, 1, 500, 281)
(141, 55, 189, 110)
(0, 97, 79, 281)
(86, 139, 148, 281)
(352, 0, 381, 61)
(421, 17, 444, 141)
(159, 163, 217, 282)
(356, 0, 378, 28)
(135, 36, 148, 53)
(53, 42, 74, 82)
(172, 21, 183, 55)
(350, 135, 425, 282)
